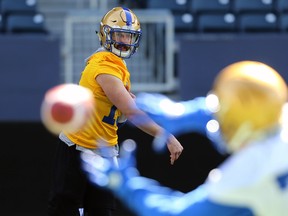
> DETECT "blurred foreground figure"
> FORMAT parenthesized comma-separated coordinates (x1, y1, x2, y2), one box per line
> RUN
(82, 61, 288, 216)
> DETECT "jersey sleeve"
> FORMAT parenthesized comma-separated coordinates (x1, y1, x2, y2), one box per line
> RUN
(87, 52, 127, 81)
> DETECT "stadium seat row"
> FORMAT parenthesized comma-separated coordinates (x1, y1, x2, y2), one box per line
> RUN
(146, 0, 288, 14)
(123, 0, 288, 33)
(174, 12, 288, 33)
(0, 0, 47, 34)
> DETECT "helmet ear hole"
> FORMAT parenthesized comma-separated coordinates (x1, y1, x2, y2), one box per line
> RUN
(95, 31, 101, 42)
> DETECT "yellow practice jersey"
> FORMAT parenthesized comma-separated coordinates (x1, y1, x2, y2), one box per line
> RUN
(64, 50, 131, 149)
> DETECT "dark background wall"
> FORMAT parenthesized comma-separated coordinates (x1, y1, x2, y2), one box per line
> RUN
(0, 122, 225, 216)
(0, 35, 60, 121)
(1, 34, 288, 215)
(178, 34, 288, 100)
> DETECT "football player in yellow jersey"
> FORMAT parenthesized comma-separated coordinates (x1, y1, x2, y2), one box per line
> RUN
(48, 7, 184, 216)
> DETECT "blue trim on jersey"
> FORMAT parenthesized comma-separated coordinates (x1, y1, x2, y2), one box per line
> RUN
(277, 171, 288, 189)
(123, 7, 132, 26)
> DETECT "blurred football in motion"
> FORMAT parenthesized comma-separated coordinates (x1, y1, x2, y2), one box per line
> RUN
(41, 83, 95, 135)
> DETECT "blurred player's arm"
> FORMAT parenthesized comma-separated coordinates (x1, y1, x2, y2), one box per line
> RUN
(135, 93, 214, 136)
(82, 140, 253, 216)
(96, 74, 183, 164)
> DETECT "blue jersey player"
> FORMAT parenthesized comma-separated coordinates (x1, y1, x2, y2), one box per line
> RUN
(81, 61, 288, 216)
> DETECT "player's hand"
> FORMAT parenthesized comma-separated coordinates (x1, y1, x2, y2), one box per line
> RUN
(166, 135, 183, 165)
(81, 139, 139, 194)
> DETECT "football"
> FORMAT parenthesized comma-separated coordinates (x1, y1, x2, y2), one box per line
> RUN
(41, 83, 95, 135)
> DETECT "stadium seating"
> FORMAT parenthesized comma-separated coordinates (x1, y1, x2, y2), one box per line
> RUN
(146, 0, 190, 12)
(174, 12, 195, 32)
(190, 0, 232, 14)
(238, 13, 279, 32)
(279, 13, 288, 32)
(1, 0, 37, 16)
(276, 0, 288, 13)
(0, 14, 3, 32)
(143, 0, 288, 33)
(197, 12, 236, 33)
(233, 0, 274, 13)
(0, 0, 47, 34)
(6, 13, 46, 33)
